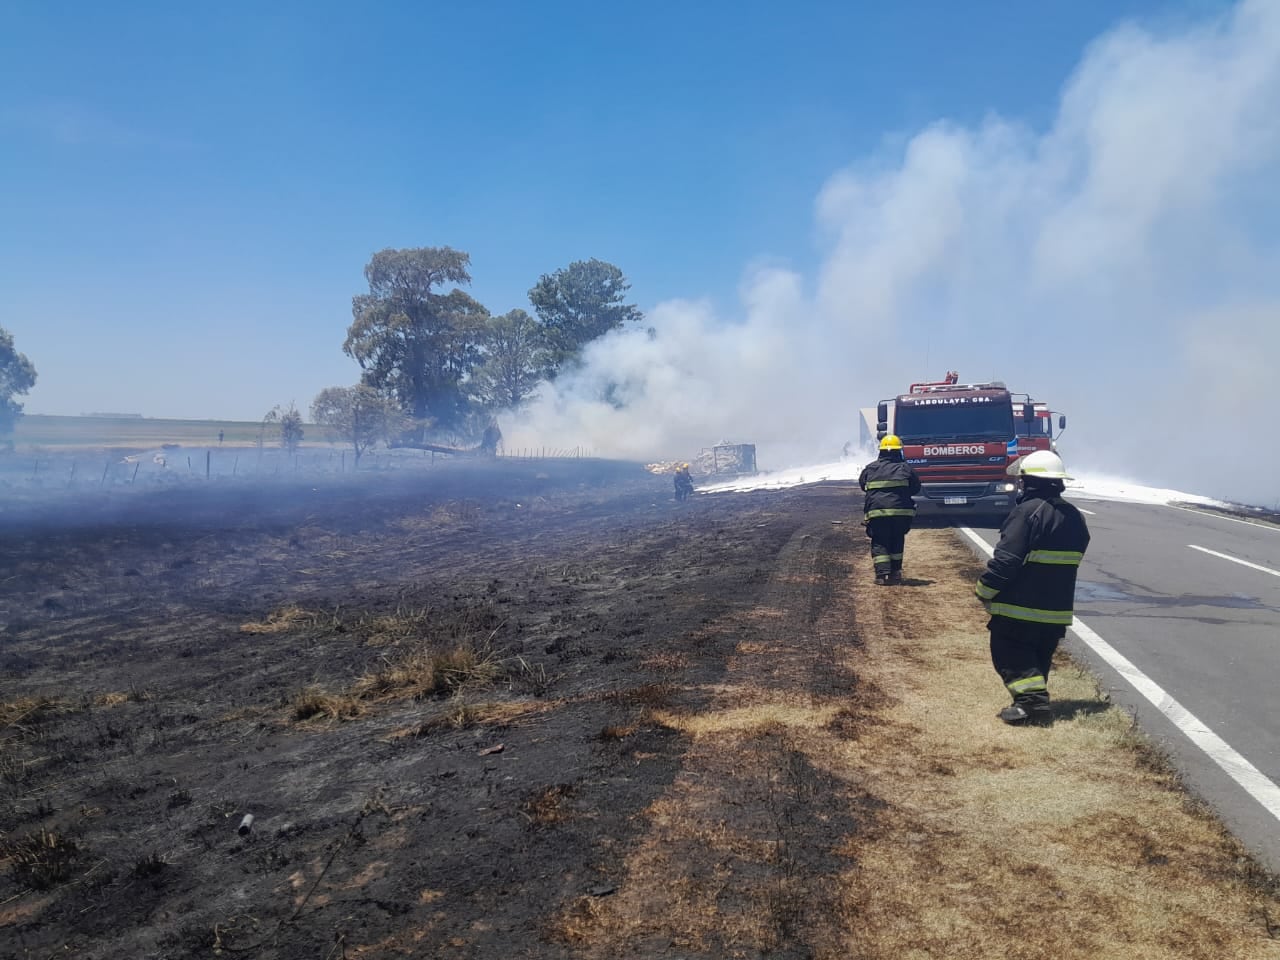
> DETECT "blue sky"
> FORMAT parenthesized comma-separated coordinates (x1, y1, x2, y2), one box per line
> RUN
(0, 0, 1231, 422)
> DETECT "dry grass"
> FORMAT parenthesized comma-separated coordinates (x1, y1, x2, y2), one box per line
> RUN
(241, 600, 503, 656)
(352, 606, 432, 646)
(251, 594, 509, 727)
(836, 528, 1280, 959)
(239, 605, 330, 634)
(290, 686, 367, 722)
(0, 696, 67, 732)
(638, 651, 690, 672)
(649, 695, 842, 739)
(93, 688, 151, 707)
(353, 641, 498, 701)
(413, 697, 554, 736)
(287, 632, 502, 725)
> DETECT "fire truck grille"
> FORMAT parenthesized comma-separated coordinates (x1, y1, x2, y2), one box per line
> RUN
(923, 483, 990, 499)
(923, 457, 988, 466)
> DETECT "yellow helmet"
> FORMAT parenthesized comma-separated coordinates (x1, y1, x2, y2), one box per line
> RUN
(879, 435, 903, 451)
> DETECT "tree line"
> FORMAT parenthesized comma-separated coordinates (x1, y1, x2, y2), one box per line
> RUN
(0, 247, 641, 461)
(310, 247, 643, 462)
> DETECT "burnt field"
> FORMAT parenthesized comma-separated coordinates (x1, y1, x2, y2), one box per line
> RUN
(5, 460, 1280, 960)
(0, 459, 834, 958)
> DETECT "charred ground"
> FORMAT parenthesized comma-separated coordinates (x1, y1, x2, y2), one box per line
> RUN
(0, 460, 829, 957)
(3, 460, 1278, 960)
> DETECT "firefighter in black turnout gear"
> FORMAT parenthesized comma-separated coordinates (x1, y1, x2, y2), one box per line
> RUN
(858, 435, 921, 586)
(975, 451, 1090, 726)
(673, 462, 694, 502)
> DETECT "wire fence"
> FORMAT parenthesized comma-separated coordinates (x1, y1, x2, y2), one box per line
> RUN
(0, 443, 598, 493)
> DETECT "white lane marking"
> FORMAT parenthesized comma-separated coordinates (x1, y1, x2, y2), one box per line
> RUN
(1165, 502, 1280, 532)
(958, 526, 1280, 824)
(1188, 544, 1280, 578)
(1077, 507, 1097, 516)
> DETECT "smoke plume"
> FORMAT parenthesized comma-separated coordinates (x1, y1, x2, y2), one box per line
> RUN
(502, 0, 1280, 506)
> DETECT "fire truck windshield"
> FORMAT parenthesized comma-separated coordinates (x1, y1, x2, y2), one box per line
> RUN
(894, 401, 1014, 443)
(1017, 417, 1051, 439)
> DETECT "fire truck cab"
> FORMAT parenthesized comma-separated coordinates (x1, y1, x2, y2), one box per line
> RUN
(875, 372, 1066, 515)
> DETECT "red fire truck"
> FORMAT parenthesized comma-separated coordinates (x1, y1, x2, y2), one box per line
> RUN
(873, 372, 1066, 515)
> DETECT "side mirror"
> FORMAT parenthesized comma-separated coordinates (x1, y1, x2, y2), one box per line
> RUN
(1023, 404, 1035, 420)
(876, 402, 888, 425)
(876, 423, 888, 435)
(1058, 415, 1067, 430)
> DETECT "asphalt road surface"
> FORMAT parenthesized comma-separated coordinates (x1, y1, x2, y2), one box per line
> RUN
(958, 499, 1280, 874)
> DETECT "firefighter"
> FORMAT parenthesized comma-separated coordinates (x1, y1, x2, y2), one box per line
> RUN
(975, 450, 1090, 726)
(674, 462, 694, 502)
(858, 435, 921, 585)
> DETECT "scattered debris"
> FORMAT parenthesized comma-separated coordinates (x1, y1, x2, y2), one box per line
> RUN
(697, 442, 757, 477)
(647, 441, 758, 479)
(478, 743, 505, 756)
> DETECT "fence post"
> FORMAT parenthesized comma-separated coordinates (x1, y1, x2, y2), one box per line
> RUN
(101, 461, 110, 485)
(131, 462, 140, 484)
(68, 461, 77, 487)
(206, 450, 211, 479)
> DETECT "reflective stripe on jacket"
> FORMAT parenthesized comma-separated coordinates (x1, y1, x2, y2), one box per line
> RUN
(858, 453, 921, 520)
(975, 488, 1091, 628)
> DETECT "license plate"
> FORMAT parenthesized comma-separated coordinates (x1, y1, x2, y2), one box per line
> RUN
(944, 497, 968, 505)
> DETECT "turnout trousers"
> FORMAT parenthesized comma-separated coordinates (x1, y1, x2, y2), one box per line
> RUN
(866, 515, 912, 578)
(988, 616, 1065, 710)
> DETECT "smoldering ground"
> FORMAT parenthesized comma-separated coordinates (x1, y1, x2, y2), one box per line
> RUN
(0, 448, 632, 534)
(501, 0, 1280, 508)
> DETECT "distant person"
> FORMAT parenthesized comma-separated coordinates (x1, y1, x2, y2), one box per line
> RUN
(218, 429, 224, 445)
(975, 450, 1091, 726)
(674, 463, 694, 502)
(858, 435, 920, 585)
(478, 419, 502, 456)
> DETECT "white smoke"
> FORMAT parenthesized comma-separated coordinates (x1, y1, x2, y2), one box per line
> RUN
(502, 0, 1280, 506)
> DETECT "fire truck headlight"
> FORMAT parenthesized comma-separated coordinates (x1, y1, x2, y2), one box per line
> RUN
(998, 482, 1017, 493)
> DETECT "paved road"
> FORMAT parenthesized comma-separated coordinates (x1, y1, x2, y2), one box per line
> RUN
(959, 500, 1280, 873)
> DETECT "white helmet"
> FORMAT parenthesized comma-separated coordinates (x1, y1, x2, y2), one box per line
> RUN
(1007, 450, 1072, 480)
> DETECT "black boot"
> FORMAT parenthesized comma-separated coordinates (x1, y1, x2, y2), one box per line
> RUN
(888, 570, 903, 585)
(875, 572, 892, 586)
(998, 699, 1053, 726)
